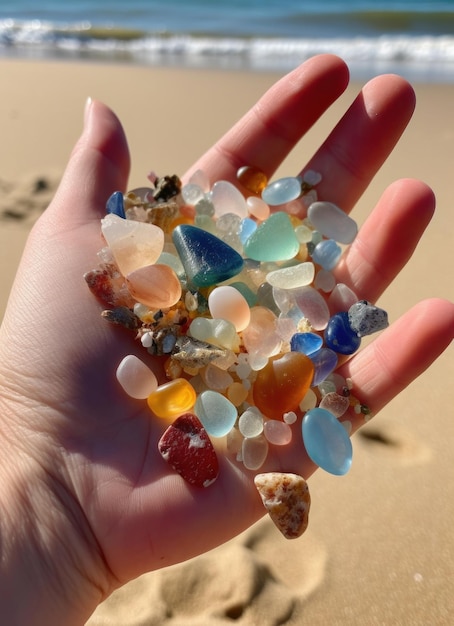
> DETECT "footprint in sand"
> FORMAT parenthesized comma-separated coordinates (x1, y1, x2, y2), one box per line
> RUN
(87, 518, 328, 626)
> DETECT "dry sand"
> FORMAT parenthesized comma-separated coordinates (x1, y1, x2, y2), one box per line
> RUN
(0, 58, 453, 625)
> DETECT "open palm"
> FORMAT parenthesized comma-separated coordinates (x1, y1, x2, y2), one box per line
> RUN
(0, 55, 452, 621)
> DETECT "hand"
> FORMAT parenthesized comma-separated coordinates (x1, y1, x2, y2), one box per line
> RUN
(0, 54, 452, 624)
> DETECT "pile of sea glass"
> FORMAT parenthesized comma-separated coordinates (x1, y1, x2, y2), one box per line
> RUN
(84, 166, 388, 538)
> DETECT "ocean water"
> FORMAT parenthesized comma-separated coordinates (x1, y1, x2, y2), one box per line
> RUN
(1, 0, 454, 82)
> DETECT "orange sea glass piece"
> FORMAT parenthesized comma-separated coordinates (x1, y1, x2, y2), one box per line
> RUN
(253, 352, 314, 420)
(147, 378, 196, 419)
(126, 264, 182, 309)
(237, 165, 268, 194)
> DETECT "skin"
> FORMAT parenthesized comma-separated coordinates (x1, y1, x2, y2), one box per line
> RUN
(0, 54, 452, 624)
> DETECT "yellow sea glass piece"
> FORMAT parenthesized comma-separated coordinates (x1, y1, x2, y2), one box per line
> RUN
(147, 378, 196, 419)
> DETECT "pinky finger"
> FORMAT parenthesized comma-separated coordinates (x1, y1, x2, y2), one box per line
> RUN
(338, 298, 454, 434)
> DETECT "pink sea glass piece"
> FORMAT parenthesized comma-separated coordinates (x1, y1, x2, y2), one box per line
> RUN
(116, 355, 158, 399)
(158, 413, 219, 487)
(208, 285, 251, 332)
(126, 264, 182, 309)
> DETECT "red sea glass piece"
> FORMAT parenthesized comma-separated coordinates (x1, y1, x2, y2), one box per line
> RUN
(158, 413, 219, 488)
(252, 352, 314, 420)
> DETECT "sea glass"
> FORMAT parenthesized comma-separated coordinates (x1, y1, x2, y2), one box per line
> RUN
(253, 352, 314, 419)
(172, 224, 244, 287)
(302, 407, 352, 475)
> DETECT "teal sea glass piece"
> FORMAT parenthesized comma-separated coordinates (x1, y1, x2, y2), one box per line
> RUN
(262, 177, 302, 206)
(302, 407, 352, 475)
(243, 212, 299, 261)
(172, 224, 244, 287)
(194, 390, 238, 437)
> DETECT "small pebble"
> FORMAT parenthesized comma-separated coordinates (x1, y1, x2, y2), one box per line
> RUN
(158, 413, 219, 487)
(254, 472, 311, 539)
(348, 300, 389, 337)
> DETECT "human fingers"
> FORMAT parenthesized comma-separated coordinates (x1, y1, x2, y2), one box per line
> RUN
(184, 54, 349, 184)
(338, 298, 454, 433)
(302, 73, 416, 211)
(41, 99, 130, 232)
(334, 178, 435, 302)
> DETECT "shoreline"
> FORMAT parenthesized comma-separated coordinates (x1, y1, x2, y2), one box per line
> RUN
(1, 57, 453, 625)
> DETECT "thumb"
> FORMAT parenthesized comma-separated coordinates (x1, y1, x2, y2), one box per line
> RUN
(44, 99, 130, 231)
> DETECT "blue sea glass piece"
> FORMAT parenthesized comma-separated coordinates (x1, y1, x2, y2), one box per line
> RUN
(290, 332, 323, 356)
(324, 312, 361, 355)
(262, 177, 302, 206)
(172, 224, 244, 288)
(311, 239, 342, 271)
(106, 191, 125, 218)
(194, 390, 238, 437)
(302, 407, 352, 475)
(243, 212, 299, 261)
(239, 217, 257, 245)
(309, 348, 338, 386)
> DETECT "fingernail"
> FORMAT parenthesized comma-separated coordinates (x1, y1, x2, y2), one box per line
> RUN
(84, 97, 93, 129)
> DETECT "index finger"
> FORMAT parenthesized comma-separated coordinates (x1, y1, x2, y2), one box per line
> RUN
(184, 54, 350, 184)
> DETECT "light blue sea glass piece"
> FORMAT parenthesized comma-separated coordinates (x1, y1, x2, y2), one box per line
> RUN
(290, 332, 323, 356)
(302, 407, 352, 475)
(239, 217, 257, 245)
(172, 224, 244, 287)
(307, 201, 358, 244)
(243, 212, 299, 261)
(194, 390, 238, 437)
(262, 177, 302, 206)
(106, 191, 125, 218)
(311, 239, 342, 271)
(309, 348, 338, 386)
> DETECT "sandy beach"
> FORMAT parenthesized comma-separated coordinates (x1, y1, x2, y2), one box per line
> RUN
(1, 58, 453, 625)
